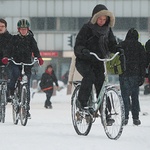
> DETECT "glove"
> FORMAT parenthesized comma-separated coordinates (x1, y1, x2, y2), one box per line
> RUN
(38, 57, 44, 66)
(2, 57, 9, 65)
(139, 76, 145, 86)
(82, 49, 90, 59)
(117, 48, 124, 56)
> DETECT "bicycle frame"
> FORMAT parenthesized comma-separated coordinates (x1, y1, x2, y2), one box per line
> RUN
(9, 58, 39, 126)
(89, 52, 120, 112)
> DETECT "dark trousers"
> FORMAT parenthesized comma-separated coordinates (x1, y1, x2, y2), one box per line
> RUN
(76, 62, 105, 107)
(119, 76, 140, 120)
(44, 90, 53, 107)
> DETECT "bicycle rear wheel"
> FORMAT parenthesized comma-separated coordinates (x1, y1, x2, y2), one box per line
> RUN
(71, 83, 92, 136)
(20, 85, 28, 126)
(100, 87, 125, 140)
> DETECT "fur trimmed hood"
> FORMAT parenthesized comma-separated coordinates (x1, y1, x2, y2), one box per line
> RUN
(90, 4, 115, 27)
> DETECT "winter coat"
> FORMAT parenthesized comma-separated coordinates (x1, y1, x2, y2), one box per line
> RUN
(40, 70, 59, 92)
(4, 30, 41, 63)
(0, 31, 12, 65)
(145, 39, 150, 80)
(74, 4, 117, 71)
(119, 28, 146, 77)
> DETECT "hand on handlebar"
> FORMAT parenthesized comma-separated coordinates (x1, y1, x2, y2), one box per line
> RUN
(2, 57, 9, 65)
(117, 48, 124, 56)
(38, 57, 44, 66)
(82, 49, 91, 59)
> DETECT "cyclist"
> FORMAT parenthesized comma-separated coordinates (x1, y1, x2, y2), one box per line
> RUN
(2, 19, 44, 118)
(0, 19, 12, 102)
(74, 4, 122, 111)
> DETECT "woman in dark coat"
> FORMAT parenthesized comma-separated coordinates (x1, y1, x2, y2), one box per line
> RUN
(74, 4, 118, 109)
(40, 65, 59, 109)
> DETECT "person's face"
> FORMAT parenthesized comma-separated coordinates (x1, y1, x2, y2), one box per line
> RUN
(0, 22, 6, 34)
(19, 28, 28, 36)
(96, 16, 107, 27)
(47, 67, 53, 73)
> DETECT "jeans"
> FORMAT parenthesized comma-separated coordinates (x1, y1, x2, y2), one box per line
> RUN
(119, 76, 140, 120)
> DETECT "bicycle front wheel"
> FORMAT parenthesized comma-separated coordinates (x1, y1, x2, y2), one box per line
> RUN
(100, 87, 125, 140)
(20, 84, 29, 126)
(12, 87, 20, 125)
(0, 91, 6, 123)
(71, 84, 92, 136)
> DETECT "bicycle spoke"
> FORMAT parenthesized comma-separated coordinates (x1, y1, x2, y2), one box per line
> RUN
(101, 88, 125, 140)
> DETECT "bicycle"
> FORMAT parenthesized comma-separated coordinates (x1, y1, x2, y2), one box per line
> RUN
(0, 65, 8, 123)
(71, 52, 125, 140)
(9, 58, 39, 126)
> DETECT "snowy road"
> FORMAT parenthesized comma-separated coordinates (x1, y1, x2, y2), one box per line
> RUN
(0, 89, 150, 150)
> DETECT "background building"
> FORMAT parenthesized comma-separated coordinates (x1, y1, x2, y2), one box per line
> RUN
(0, 0, 150, 82)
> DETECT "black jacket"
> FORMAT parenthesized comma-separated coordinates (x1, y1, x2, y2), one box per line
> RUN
(119, 29, 146, 77)
(4, 30, 41, 63)
(0, 31, 12, 65)
(40, 71, 59, 91)
(74, 4, 117, 69)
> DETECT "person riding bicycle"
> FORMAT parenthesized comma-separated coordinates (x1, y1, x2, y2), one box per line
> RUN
(74, 4, 123, 117)
(2, 19, 44, 118)
(0, 19, 12, 102)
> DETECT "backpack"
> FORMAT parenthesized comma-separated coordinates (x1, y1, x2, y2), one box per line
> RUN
(106, 53, 123, 75)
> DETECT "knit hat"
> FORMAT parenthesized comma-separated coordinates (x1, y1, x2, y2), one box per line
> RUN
(90, 4, 115, 27)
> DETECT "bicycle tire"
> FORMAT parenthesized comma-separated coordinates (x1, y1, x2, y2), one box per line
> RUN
(20, 84, 29, 126)
(12, 89, 20, 125)
(0, 90, 6, 123)
(71, 84, 92, 136)
(100, 87, 125, 140)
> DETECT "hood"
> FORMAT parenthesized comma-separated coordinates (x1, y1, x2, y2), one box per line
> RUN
(90, 4, 115, 27)
(125, 28, 139, 41)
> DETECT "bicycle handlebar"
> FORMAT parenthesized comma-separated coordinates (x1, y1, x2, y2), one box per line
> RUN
(9, 57, 39, 66)
(90, 52, 119, 62)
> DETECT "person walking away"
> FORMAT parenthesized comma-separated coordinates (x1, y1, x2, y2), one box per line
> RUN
(2, 19, 44, 118)
(145, 40, 150, 82)
(118, 28, 146, 126)
(40, 65, 59, 109)
(0, 18, 12, 102)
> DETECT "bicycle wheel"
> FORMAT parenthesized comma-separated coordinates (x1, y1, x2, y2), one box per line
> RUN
(100, 87, 125, 140)
(12, 99, 19, 125)
(0, 90, 6, 123)
(20, 84, 28, 126)
(71, 83, 92, 135)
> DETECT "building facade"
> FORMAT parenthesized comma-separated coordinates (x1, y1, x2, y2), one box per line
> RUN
(0, 0, 150, 81)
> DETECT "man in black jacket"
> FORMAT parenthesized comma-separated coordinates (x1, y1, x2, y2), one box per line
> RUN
(119, 28, 146, 125)
(2, 19, 44, 118)
(0, 19, 12, 102)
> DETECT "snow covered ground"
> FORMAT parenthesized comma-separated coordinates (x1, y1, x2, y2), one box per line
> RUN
(0, 87, 150, 150)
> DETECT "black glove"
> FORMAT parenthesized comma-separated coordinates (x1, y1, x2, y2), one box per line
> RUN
(139, 76, 145, 86)
(82, 49, 91, 59)
(117, 48, 124, 56)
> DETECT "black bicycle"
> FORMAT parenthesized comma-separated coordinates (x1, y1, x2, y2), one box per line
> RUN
(10, 58, 39, 126)
(71, 52, 125, 140)
(0, 65, 8, 123)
